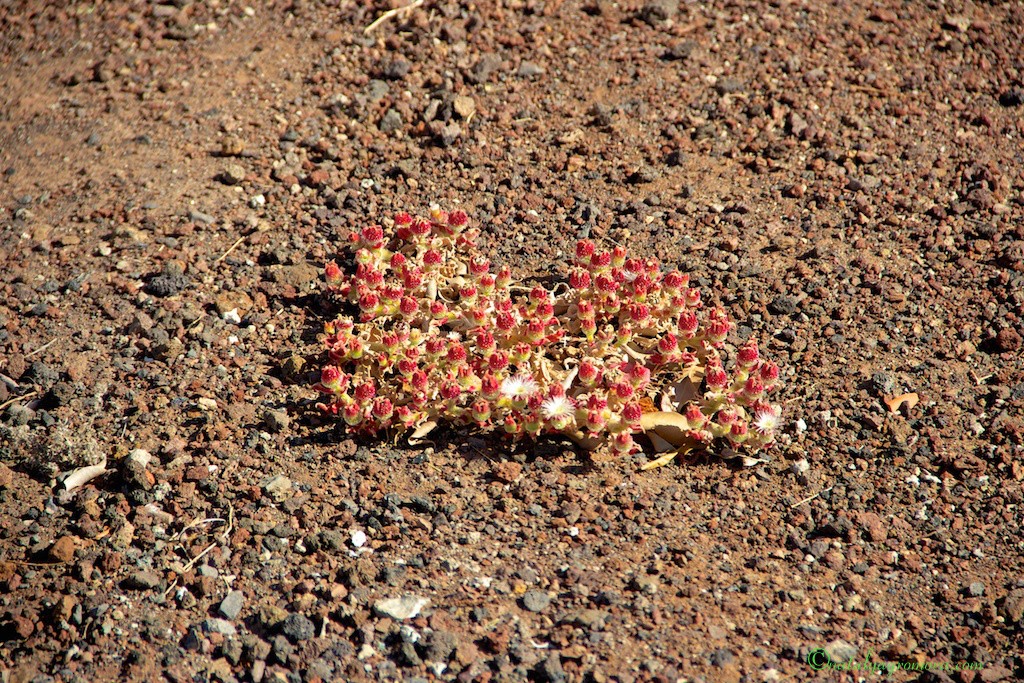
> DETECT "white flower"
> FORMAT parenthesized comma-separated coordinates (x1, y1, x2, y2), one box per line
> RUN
(753, 404, 781, 435)
(541, 395, 575, 421)
(500, 373, 539, 402)
(541, 395, 576, 430)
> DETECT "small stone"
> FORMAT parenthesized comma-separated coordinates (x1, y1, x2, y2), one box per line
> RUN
(6, 404, 35, 425)
(630, 575, 660, 595)
(492, 461, 523, 483)
(220, 590, 245, 620)
(279, 613, 316, 642)
(664, 39, 696, 61)
(153, 337, 184, 361)
(470, 53, 502, 83)
(710, 648, 735, 667)
(146, 264, 189, 297)
(202, 618, 237, 636)
(373, 596, 429, 620)
(24, 361, 59, 388)
(189, 210, 216, 225)
(858, 512, 888, 542)
(220, 164, 246, 185)
(365, 79, 388, 102)
(398, 641, 422, 667)
(123, 569, 162, 590)
(380, 58, 410, 80)
(992, 328, 1022, 353)
(280, 356, 305, 378)
(220, 136, 245, 156)
(126, 449, 153, 469)
(453, 95, 476, 119)
(49, 535, 77, 563)
(665, 148, 688, 166)
(123, 449, 155, 490)
(351, 529, 367, 548)
(715, 78, 745, 95)
(264, 409, 289, 433)
(517, 61, 545, 78)
(533, 653, 566, 683)
(379, 109, 403, 133)
(521, 590, 551, 613)
(260, 474, 292, 502)
(968, 582, 985, 597)
(437, 122, 461, 147)
(639, 0, 678, 24)
(1001, 589, 1024, 624)
(185, 465, 210, 482)
(824, 639, 857, 661)
(768, 295, 798, 316)
(423, 630, 459, 663)
(43, 381, 74, 408)
(214, 291, 253, 317)
(565, 609, 609, 629)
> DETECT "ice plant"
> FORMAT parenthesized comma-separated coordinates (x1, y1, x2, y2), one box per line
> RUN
(314, 208, 785, 467)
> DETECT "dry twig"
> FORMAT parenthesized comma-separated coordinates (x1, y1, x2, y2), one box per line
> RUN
(26, 339, 56, 358)
(364, 0, 425, 35)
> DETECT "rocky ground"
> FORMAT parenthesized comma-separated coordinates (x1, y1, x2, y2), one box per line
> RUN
(2, 1, 1023, 682)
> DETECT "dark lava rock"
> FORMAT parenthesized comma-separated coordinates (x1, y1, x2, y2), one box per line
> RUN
(24, 362, 60, 388)
(380, 58, 410, 80)
(146, 263, 189, 297)
(998, 88, 1024, 107)
(44, 381, 75, 408)
(768, 295, 799, 315)
(279, 613, 315, 642)
(306, 529, 345, 553)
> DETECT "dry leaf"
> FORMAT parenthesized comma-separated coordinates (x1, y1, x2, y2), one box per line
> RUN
(407, 420, 437, 445)
(639, 411, 692, 446)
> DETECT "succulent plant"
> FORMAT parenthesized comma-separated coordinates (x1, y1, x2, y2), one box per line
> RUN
(314, 208, 783, 467)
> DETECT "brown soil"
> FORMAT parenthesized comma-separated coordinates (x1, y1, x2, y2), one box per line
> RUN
(2, 1, 1023, 682)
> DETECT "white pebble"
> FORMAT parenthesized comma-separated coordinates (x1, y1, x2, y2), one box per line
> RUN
(351, 529, 367, 548)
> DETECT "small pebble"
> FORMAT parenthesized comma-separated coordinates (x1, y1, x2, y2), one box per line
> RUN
(374, 596, 429, 620)
(264, 409, 289, 433)
(123, 570, 162, 590)
(522, 589, 551, 613)
(220, 590, 245, 620)
(220, 164, 246, 185)
(261, 474, 292, 502)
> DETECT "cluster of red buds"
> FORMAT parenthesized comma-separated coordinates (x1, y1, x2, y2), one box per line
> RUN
(314, 208, 782, 462)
